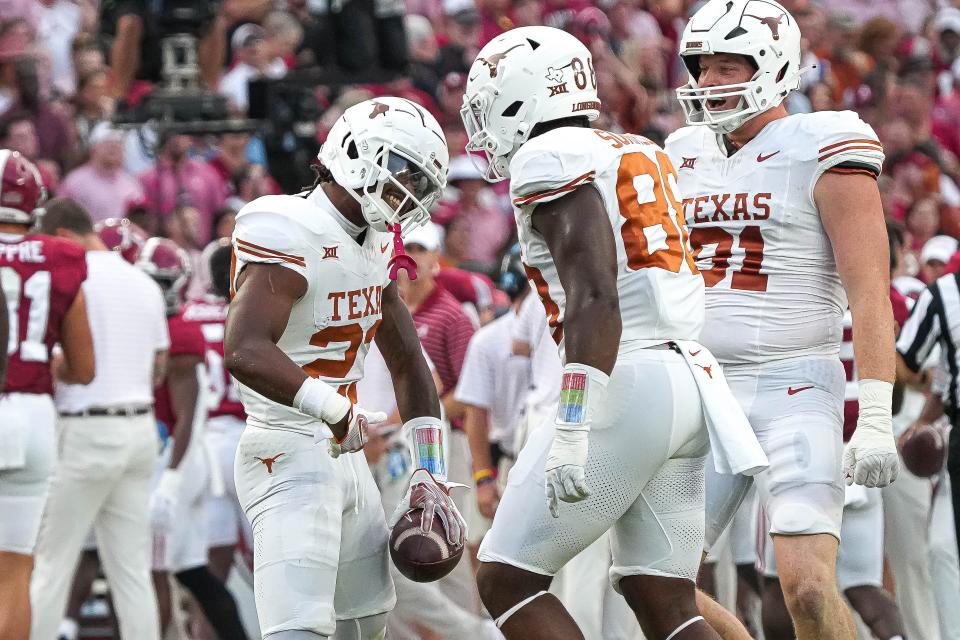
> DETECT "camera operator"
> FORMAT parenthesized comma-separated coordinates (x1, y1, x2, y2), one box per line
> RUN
(98, 0, 227, 100)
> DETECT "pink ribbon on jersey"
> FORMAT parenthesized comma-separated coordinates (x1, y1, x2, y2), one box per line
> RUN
(387, 223, 417, 281)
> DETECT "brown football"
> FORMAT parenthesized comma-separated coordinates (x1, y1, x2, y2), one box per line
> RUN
(901, 424, 946, 478)
(389, 507, 463, 583)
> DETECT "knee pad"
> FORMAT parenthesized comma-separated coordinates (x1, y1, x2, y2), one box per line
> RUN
(332, 613, 388, 640)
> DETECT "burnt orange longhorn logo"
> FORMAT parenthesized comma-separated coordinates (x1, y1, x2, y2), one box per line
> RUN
(478, 44, 524, 78)
(255, 453, 286, 474)
(745, 13, 785, 40)
(369, 102, 390, 118)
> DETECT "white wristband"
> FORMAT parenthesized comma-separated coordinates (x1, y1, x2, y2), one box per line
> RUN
(556, 363, 610, 431)
(404, 416, 447, 482)
(857, 379, 893, 428)
(294, 377, 351, 424)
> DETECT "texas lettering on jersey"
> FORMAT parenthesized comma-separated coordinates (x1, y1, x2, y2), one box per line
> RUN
(230, 190, 394, 435)
(683, 192, 772, 223)
(665, 110, 885, 366)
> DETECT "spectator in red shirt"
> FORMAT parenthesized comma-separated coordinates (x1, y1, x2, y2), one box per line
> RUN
(138, 133, 228, 246)
(397, 221, 476, 422)
(443, 155, 513, 270)
(397, 221, 480, 609)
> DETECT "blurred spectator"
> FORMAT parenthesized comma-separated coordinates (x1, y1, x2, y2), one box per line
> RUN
(442, 155, 512, 270)
(435, 71, 465, 127)
(906, 197, 942, 252)
(435, 267, 497, 327)
(58, 123, 143, 223)
(207, 132, 280, 204)
(859, 17, 902, 73)
(920, 235, 959, 284)
(263, 10, 305, 70)
(7, 57, 73, 165)
(398, 221, 476, 417)
(211, 206, 237, 241)
(218, 24, 287, 114)
(436, 0, 481, 76)
(35, 0, 82, 97)
(71, 35, 105, 80)
(0, 111, 37, 159)
(138, 134, 228, 246)
(72, 70, 113, 146)
(406, 14, 441, 99)
(512, 0, 543, 29)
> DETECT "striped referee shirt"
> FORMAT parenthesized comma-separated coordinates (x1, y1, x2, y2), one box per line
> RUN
(897, 271, 960, 413)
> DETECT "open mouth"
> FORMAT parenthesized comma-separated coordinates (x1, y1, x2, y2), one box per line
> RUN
(705, 98, 729, 111)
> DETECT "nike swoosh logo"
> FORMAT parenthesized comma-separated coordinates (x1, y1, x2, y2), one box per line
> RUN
(381, 243, 390, 254)
(757, 151, 781, 162)
(689, 350, 701, 356)
(787, 385, 814, 396)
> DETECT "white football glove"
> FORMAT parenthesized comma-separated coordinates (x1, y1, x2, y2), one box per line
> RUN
(150, 468, 181, 533)
(388, 468, 467, 546)
(544, 364, 609, 518)
(843, 379, 900, 488)
(545, 427, 591, 517)
(325, 404, 388, 457)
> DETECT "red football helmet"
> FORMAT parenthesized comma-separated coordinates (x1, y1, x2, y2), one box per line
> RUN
(0, 149, 46, 225)
(137, 237, 192, 314)
(95, 217, 149, 264)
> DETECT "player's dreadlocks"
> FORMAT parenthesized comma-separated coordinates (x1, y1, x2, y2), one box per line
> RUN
(300, 161, 335, 195)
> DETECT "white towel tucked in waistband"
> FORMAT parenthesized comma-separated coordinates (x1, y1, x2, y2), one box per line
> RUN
(670, 340, 768, 476)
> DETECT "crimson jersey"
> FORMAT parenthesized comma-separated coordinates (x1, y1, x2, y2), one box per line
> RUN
(840, 287, 910, 441)
(181, 296, 245, 420)
(0, 234, 86, 395)
(154, 307, 206, 432)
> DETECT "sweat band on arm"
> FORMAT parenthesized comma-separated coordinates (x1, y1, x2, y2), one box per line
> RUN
(294, 377, 351, 424)
(556, 363, 610, 429)
(857, 379, 893, 425)
(404, 416, 447, 482)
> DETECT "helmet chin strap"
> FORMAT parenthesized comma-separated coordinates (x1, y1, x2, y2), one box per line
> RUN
(387, 223, 417, 281)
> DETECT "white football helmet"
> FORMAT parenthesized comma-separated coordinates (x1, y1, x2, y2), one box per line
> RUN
(461, 26, 601, 183)
(676, 0, 803, 134)
(318, 97, 449, 233)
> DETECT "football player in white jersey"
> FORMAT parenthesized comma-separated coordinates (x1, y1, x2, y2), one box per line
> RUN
(223, 96, 466, 640)
(462, 25, 767, 640)
(665, 1, 900, 639)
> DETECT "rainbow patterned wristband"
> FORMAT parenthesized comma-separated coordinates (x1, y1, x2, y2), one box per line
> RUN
(414, 424, 446, 478)
(557, 370, 588, 425)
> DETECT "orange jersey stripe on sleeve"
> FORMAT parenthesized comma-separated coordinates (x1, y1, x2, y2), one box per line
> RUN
(818, 144, 884, 163)
(235, 238, 306, 263)
(236, 244, 307, 267)
(512, 171, 596, 207)
(818, 138, 883, 153)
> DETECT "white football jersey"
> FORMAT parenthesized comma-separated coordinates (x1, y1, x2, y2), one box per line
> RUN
(510, 126, 704, 359)
(665, 111, 885, 366)
(231, 189, 394, 436)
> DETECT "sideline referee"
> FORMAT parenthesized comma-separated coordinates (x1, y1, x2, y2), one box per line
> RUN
(29, 198, 169, 640)
(897, 264, 960, 568)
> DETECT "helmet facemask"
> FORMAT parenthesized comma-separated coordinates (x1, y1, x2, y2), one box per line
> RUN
(676, 69, 765, 135)
(461, 87, 534, 183)
(348, 146, 444, 234)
